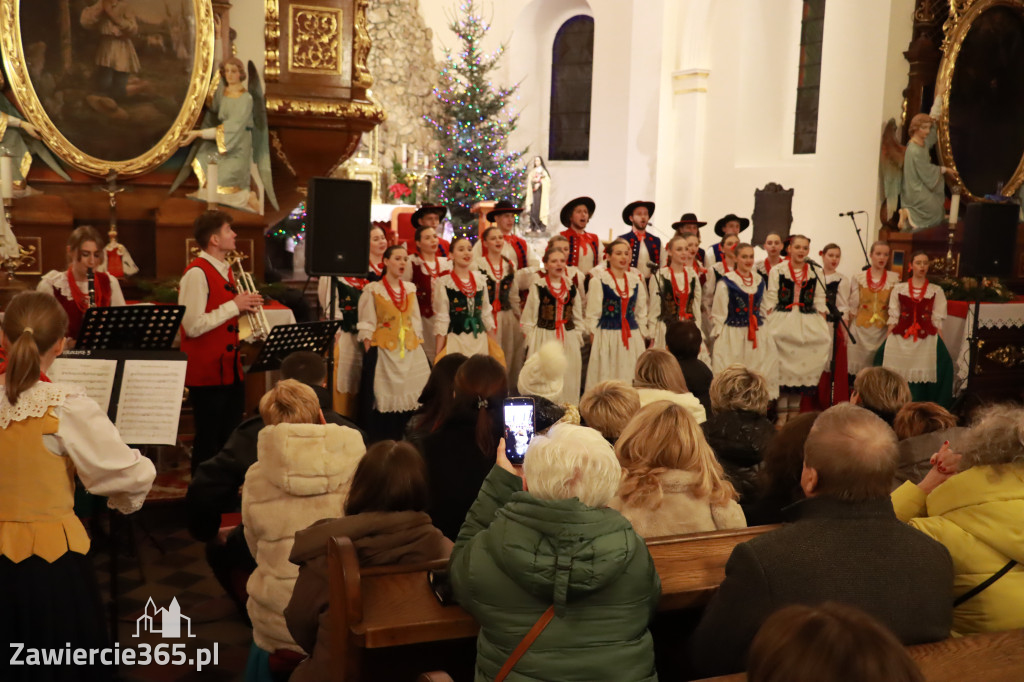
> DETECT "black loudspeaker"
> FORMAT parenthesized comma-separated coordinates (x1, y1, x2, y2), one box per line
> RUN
(961, 202, 1018, 278)
(305, 178, 373, 276)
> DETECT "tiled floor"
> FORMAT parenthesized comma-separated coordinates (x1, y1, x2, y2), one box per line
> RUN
(94, 502, 253, 681)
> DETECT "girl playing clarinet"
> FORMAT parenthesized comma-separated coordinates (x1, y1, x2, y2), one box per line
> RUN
(585, 238, 648, 385)
(433, 237, 502, 364)
(477, 227, 523, 382)
(402, 223, 451, 362)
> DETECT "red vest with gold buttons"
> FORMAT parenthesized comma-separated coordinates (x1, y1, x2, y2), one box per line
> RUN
(180, 257, 242, 386)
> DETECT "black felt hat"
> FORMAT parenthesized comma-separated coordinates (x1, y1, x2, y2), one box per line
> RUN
(671, 212, 707, 230)
(621, 200, 656, 225)
(714, 213, 750, 237)
(411, 204, 448, 229)
(559, 196, 596, 227)
(486, 200, 524, 223)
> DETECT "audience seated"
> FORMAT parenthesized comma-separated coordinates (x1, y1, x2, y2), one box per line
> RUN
(689, 403, 953, 677)
(632, 348, 707, 423)
(611, 402, 745, 538)
(579, 380, 641, 444)
(450, 424, 661, 682)
(665, 320, 713, 416)
(892, 401, 967, 488)
(746, 602, 924, 682)
(242, 380, 366, 676)
(701, 365, 775, 500)
(891, 404, 1024, 635)
(741, 411, 819, 526)
(851, 366, 911, 426)
(422, 355, 507, 541)
(285, 440, 452, 682)
(405, 353, 469, 451)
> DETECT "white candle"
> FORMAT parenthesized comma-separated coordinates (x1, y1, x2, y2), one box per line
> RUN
(1, 156, 12, 200)
(207, 161, 219, 205)
(412, 150, 419, 169)
(949, 191, 961, 227)
(402, 143, 408, 167)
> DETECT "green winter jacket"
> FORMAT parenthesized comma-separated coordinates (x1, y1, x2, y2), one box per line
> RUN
(450, 466, 661, 682)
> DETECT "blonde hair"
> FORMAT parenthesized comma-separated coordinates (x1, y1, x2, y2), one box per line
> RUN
(664, 234, 689, 258)
(853, 367, 910, 419)
(710, 364, 770, 415)
(259, 379, 321, 426)
(804, 403, 898, 501)
(1, 292, 68, 405)
(633, 349, 689, 394)
(604, 238, 630, 257)
(66, 225, 104, 264)
(579, 380, 641, 442)
(893, 402, 956, 440)
(616, 402, 737, 508)
(523, 423, 622, 508)
(869, 240, 891, 256)
(959, 404, 1024, 473)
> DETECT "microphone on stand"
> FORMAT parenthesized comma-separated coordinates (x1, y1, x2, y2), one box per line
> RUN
(87, 267, 95, 308)
(838, 210, 867, 217)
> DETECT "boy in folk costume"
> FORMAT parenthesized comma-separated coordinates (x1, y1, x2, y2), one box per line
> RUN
(476, 226, 524, 384)
(711, 243, 779, 399)
(178, 210, 263, 473)
(762, 234, 831, 423)
(618, 200, 661, 279)
(559, 196, 601, 276)
(402, 222, 451, 363)
(705, 213, 750, 270)
(585, 239, 649, 386)
(848, 241, 901, 377)
(410, 204, 451, 257)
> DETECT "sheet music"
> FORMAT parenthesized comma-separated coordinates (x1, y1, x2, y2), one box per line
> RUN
(47, 358, 118, 413)
(114, 360, 187, 445)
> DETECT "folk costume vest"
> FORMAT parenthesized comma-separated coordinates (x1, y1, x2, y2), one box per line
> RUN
(656, 270, 698, 323)
(775, 269, 819, 314)
(620, 230, 662, 269)
(855, 272, 896, 329)
(560, 228, 600, 267)
(724, 276, 766, 349)
(504, 235, 530, 269)
(892, 293, 938, 340)
(481, 258, 515, 323)
(711, 242, 726, 264)
(331, 277, 367, 333)
(597, 282, 640, 331)
(410, 258, 447, 319)
(369, 290, 422, 355)
(180, 256, 243, 387)
(445, 287, 487, 337)
(536, 285, 578, 335)
(51, 270, 113, 340)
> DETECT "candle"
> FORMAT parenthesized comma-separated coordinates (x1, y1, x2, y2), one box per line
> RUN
(949, 190, 961, 228)
(608, 228, 613, 242)
(412, 150, 419, 169)
(402, 143, 408, 167)
(0, 155, 11, 200)
(207, 161, 219, 205)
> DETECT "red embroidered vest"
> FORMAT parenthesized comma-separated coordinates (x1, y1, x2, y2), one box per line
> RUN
(53, 273, 113, 340)
(892, 293, 937, 340)
(180, 257, 242, 386)
(504, 235, 529, 269)
(410, 259, 450, 318)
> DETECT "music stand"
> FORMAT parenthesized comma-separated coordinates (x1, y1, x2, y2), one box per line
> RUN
(77, 305, 185, 350)
(248, 320, 343, 373)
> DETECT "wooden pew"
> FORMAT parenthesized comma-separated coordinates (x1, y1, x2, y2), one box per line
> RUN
(697, 628, 1024, 682)
(326, 525, 778, 681)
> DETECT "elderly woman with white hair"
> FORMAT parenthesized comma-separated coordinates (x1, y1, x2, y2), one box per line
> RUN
(891, 404, 1024, 635)
(449, 423, 660, 682)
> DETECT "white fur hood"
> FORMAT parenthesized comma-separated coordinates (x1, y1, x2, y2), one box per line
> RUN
(255, 422, 364, 496)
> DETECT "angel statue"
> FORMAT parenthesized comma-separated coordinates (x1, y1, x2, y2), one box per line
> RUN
(171, 57, 276, 215)
(0, 72, 72, 197)
(878, 118, 905, 225)
(522, 155, 551, 233)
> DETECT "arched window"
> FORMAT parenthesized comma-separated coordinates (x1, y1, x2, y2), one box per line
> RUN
(549, 15, 594, 161)
(793, 0, 826, 154)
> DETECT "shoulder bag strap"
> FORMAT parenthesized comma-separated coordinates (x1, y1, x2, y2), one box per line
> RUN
(493, 605, 556, 682)
(954, 559, 1018, 607)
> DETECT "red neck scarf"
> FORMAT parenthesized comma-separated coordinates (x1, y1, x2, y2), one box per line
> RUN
(66, 267, 110, 312)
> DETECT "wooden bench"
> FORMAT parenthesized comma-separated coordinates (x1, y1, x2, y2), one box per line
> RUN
(697, 628, 1024, 682)
(326, 525, 778, 681)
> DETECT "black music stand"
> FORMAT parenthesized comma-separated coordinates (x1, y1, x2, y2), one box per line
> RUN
(77, 305, 185, 350)
(248, 320, 342, 373)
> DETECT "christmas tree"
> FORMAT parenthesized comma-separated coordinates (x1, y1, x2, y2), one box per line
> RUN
(425, 1, 526, 231)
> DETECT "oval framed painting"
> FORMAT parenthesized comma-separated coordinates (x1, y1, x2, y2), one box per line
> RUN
(0, 0, 214, 178)
(937, 0, 1024, 200)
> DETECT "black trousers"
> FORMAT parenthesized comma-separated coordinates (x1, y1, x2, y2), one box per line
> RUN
(188, 381, 245, 474)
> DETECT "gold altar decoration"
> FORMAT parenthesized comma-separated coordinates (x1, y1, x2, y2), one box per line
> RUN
(987, 344, 1024, 368)
(0, 0, 215, 178)
(290, 4, 342, 74)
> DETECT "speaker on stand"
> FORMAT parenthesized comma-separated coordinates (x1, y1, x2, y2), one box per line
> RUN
(304, 177, 374, 395)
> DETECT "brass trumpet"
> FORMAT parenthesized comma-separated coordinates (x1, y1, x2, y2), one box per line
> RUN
(225, 250, 270, 341)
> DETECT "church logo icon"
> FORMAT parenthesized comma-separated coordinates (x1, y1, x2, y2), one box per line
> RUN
(133, 597, 196, 638)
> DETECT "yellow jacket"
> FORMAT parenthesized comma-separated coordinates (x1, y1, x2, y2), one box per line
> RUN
(891, 464, 1024, 635)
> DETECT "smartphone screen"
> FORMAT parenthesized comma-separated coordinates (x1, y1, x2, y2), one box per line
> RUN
(503, 397, 536, 465)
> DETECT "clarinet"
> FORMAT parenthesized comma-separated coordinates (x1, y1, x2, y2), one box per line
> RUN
(87, 267, 95, 308)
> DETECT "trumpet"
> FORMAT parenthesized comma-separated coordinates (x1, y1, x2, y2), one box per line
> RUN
(226, 250, 270, 341)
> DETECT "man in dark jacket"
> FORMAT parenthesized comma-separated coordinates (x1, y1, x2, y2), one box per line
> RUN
(186, 351, 365, 614)
(689, 403, 953, 677)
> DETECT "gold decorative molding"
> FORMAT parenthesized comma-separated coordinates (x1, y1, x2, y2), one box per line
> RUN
(0, 0, 215, 178)
(265, 0, 281, 81)
(672, 70, 710, 96)
(352, 0, 373, 89)
(269, 130, 297, 176)
(936, 0, 1024, 200)
(289, 4, 342, 74)
(986, 344, 1024, 368)
(266, 96, 386, 123)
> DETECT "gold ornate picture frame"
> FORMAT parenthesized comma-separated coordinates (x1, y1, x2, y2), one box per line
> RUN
(0, 0, 215, 178)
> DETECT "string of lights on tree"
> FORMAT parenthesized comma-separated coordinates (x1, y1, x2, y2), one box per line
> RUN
(268, 202, 307, 241)
(425, 0, 526, 233)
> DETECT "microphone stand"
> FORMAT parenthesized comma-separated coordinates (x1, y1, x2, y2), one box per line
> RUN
(841, 212, 871, 268)
(806, 260, 855, 405)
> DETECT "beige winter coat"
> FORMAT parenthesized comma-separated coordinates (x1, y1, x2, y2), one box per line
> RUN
(610, 469, 747, 539)
(242, 423, 366, 653)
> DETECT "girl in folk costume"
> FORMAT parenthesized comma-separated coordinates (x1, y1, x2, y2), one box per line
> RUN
(317, 271, 365, 419)
(711, 243, 779, 399)
(710, 234, 740, 291)
(848, 240, 900, 376)
(521, 244, 586, 404)
(357, 245, 431, 440)
(684, 233, 717, 347)
(879, 252, 953, 406)
(433, 237, 503, 364)
(815, 243, 851, 405)
(477, 227, 524, 382)
(0, 293, 154, 673)
(37, 226, 126, 344)
(648, 235, 711, 365)
(763, 234, 830, 423)
(756, 232, 787, 279)
(402, 223, 451, 362)
(366, 224, 389, 282)
(530, 234, 586, 298)
(585, 239, 648, 385)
